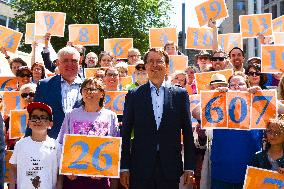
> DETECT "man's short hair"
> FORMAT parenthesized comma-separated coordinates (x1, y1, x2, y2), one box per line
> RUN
(9, 58, 27, 69)
(57, 46, 80, 61)
(163, 41, 178, 51)
(73, 45, 86, 56)
(128, 48, 140, 55)
(143, 48, 169, 65)
(228, 47, 245, 58)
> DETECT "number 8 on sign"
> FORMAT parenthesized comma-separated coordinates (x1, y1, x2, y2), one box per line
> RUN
(79, 28, 89, 42)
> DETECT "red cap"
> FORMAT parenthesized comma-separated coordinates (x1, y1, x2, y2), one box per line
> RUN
(27, 102, 53, 118)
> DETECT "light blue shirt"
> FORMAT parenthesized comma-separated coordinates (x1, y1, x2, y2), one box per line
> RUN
(61, 76, 82, 113)
(149, 80, 165, 130)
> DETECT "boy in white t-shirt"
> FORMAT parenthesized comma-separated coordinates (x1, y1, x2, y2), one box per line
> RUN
(9, 102, 63, 189)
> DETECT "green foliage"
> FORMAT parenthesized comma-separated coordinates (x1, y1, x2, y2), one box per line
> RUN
(11, 0, 173, 55)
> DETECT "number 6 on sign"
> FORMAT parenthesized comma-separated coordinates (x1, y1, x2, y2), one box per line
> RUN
(104, 38, 133, 59)
(60, 135, 121, 178)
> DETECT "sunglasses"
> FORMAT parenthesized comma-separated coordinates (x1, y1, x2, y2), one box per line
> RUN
(198, 56, 209, 60)
(18, 73, 32, 78)
(21, 92, 35, 99)
(211, 57, 225, 62)
(29, 115, 50, 123)
(106, 73, 119, 77)
(136, 66, 145, 70)
(247, 72, 261, 76)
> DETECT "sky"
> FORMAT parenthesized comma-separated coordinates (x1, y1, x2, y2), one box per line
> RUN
(169, 0, 219, 31)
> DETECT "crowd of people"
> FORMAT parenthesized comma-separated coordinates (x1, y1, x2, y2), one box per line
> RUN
(0, 20, 283, 189)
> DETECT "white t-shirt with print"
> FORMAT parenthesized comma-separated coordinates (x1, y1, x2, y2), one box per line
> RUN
(9, 136, 61, 189)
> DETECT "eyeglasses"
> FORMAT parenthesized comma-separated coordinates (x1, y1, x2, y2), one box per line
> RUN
(247, 72, 261, 76)
(211, 57, 225, 62)
(18, 73, 32, 78)
(266, 129, 283, 137)
(147, 59, 165, 65)
(128, 54, 141, 58)
(29, 116, 50, 122)
(198, 56, 209, 61)
(229, 83, 247, 88)
(21, 92, 35, 99)
(82, 87, 100, 93)
(106, 73, 119, 77)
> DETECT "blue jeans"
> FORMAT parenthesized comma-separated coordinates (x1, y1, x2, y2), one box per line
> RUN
(211, 179, 243, 189)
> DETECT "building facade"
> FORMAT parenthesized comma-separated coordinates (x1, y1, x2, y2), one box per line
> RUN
(0, 0, 18, 30)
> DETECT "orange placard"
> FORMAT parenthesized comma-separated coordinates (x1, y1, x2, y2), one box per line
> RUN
(119, 76, 133, 91)
(243, 166, 284, 189)
(2, 91, 24, 115)
(60, 135, 121, 178)
(201, 91, 227, 129)
(127, 65, 136, 76)
(251, 90, 277, 129)
(261, 45, 284, 73)
(85, 68, 99, 79)
(0, 26, 23, 53)
(47, 73, 56, 78)
(69, 24, 99, 46)
(194, 69, 233, 94)
(9, 110, 28, 139)
(25, 23, 44, 44)
(0, 77, 19, 91)
(35, 11, 66, 37)
(272, 15, 284, 32)
(169, 55, 188, 74)
(104, 38, 133, 59)
(218, 33, 243, 53)
(240, 13, 272, 38)
(186, 27, 213, 50)
(227, 91, 251, 130)
(149, 28, 177, 48)
(273, 32, 284, 45)
(195, 0, 229, 27)
(104, 91, 127, 115)
(189, 94, 200, 128)
(4, 150, 13, 183)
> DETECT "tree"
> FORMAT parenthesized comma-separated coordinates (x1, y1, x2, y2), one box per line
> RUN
(11, 0, 173, 54)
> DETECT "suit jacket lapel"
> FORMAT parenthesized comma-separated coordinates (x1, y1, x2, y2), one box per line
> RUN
(143, 83, 157, 128)
(53, 75, 63, 106)
(159, 85, 170, 129)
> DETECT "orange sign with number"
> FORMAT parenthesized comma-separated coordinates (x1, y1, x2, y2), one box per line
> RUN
(194, 69, 233, 94)
(244, 166, 284, 189)
(195, 0, 229, 27)
(261, 45, 284, 73)
(0, 26, 23, 53)
(227, 91, 251, 130)
(35, 11, 66, 37)
(104, 91, 127, 115)
(186, 27, 213, 50)
(201, 91, 276, 130)
(149, 28, 177, 48)
(272, 15, 284, 32)
(201, 91, 227, 129)
(9, 110, 28, 139)
(2, 91, 24, 115)
(251, 90, 277, 129)
(104, 38, 133, 59)
(168, 55, 188, 74)
(127, 65, 136, 76)
(273, 32, 284, 45)
(218, 33, 243, 53)
(0, 77, 19, 91)
(189, 94, 201, 128)
(69, 24, 99, 46)
(240, 13, 272, 38)
(60, 135, 121, 178)
(4, 150, 13, 183)
(25, 23, 44, 44)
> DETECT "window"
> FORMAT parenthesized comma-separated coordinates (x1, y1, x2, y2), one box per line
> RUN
(8, 19, 16, 30)
(272, 5, 277, 19)
(0, 15, 7, 26)
(281, 1, 284, 15)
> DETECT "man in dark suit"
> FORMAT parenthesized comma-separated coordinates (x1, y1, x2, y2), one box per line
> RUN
(26, 46, 83, 139)
(120, 48, 195, 189)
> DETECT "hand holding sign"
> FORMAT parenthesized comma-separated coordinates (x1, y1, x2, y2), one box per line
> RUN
(69, 24, 99, 46)
(0, 26, 23, 53)
(195, 0, 229, 27)
(35, 11, 66, 37)
(60, 135, 121, 178)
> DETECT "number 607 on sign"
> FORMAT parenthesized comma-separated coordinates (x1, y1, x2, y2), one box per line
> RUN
(60, 134, 122, 178)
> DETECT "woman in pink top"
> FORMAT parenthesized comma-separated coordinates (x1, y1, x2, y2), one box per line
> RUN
(57, 78, 119, 189)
